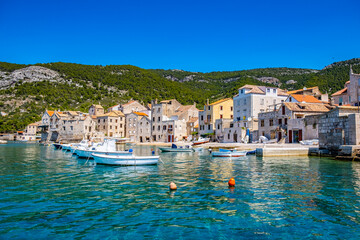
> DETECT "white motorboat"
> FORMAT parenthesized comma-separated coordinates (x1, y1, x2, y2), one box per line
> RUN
(92, 153, 159, 166)
(159, 144, 193, 152)
(61, 144, 72, 151)
(74, 139, 132, 158)
(211, 148, 247, 157)
(0, 140, 7, 144)
(192, 137, 210, 145)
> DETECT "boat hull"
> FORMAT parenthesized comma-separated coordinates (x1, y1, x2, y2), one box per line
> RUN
(75, 149, 132, 159)
(159, 147, 193, 152)
(53, 143, 62, 149)
(211, 151, 247, 157)
(92, 154, 159, 166)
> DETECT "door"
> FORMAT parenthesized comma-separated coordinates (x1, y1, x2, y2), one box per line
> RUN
(233, 133, 237, 142)
(289, 130, 292, 143)
(278, 132, 282, 141)
(299, 129, 302, 142)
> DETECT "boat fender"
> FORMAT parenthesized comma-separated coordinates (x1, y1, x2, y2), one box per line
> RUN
(129, 149, 133, 153)
(169, 182, 177, 190)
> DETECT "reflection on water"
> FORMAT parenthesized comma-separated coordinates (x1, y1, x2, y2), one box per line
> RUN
(0, 143, 360, 239)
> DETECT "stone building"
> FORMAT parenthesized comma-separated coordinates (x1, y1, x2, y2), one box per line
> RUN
(331, 67, 360, 106)
(96, 111, 125, 138)
(151, 99, 197, 142)
(118, 100, 148, 115)
(89, 104, 104, 116)
(214, 118, 233, 142)
(258, 102, 331, 143)
(318, 106, 360, 151)
(186, 117, 198, 138)
(198, 98, 233, 137)
(126, 111, 150, 142)
(137, 116, 151, 143)
(58, 114, 96, 142)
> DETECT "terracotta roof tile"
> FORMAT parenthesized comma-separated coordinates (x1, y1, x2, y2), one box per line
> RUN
(133, 111, 148, 117)
(47, 110, 55, 117)
(290, 94, 322, 103)
(284, 102, 330, 112)
(331, 88, 347, 97)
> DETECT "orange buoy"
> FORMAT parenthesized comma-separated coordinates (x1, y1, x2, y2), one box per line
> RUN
(169, 182, 177, 190)
(228, 177, 235, 187)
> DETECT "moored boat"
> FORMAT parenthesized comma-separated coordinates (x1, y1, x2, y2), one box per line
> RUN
(211, 148, 247, 157)
(92, 153, 159, 166)
(53, 143, 62, 149)
(159, 144, 193, 152)
(192, 137, 210, 145)
(74, 139, 132, 158)
(0, 140, 7, 144)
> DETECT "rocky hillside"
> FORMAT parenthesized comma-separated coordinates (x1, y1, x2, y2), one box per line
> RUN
(0, 58, 359, 133)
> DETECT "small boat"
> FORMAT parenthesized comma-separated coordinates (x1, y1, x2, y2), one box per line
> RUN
(0, 140, 7, 144)
(92, 153, 159, 166)
(246, 150, 256, 155)
(159, 144, 193, 152)
(211, 148, 247, 157)
(61, 144, 72, 151)
(193, 147, 204, 152)
(74, 139, 132, 158)
(192, 137, 210, 145)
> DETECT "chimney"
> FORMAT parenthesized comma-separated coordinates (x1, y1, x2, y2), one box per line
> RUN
(155, 98, 158, 104)
(206, 99, 209, 105)
(193, 102, 196, 107)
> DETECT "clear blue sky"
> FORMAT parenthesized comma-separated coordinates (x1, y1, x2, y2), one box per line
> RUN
(0, 0, 359, 72)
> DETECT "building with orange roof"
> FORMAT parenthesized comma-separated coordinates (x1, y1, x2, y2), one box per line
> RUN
(287, 86, 328, 102)
(257, 101, 332, 143)
(331, 66, 360, 106)
(198, 98, 233, 137)
(126, 111, 151, 142)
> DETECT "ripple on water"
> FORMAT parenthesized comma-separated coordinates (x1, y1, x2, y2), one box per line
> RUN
(0, 143, 360, 239)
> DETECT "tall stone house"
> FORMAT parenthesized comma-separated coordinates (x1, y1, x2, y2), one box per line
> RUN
(331, 67, 360, 106)
(126, 111, 150, 142)
(198, 98, 233, 137)
(96, 111, 125, 137)
(151, 99, 197, 142)
(233, 85, 288, 130)
(118, 100, 148, 114)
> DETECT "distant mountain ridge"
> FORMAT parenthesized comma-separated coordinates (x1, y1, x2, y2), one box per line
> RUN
(0, 58, 359, 132)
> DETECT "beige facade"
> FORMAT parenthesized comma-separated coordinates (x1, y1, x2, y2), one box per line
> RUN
(198, 98, 233, 137)
(186, 117, 198, 137)
(59, 115, 96, 141)
(96, 111, 125, 138)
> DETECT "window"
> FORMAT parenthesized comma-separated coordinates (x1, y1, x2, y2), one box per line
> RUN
(110, 119, 112, 123)
(115, 126, 118, 129)
(153, 117, 155, 122)
(163, 126, 167, 130)
(217, 124, 220, 130)
(244, 99, 247, 105)
(269, 119, 273, 126)
(231, 106, 233, 111)
(273, 89, 276, 93)
(278, 119, 282, 125)
(267, 88, 270, 93)
(115, 119, 118, 123)
(231, 115, 233, 119)
(208, 106, 211, 110)
(103, 119, 105, 123)
(63, 126, 66, 131)
(261, 120, 264, 127)
(152, 126, 155, 131)
(260, 99, 264, 105)
(240, 89, 244, 94)
(158, 117, 161, 122)
(201, 116, 204, 121)
(285, 118, 287, 125)
(98, 119, 100, 123)
(110, 126, 112, 129)
(282, 105, 285, 115)
(120, 124, 123, 128)
(220, 106, 223, 110)
(339, 97, 343, 106)
(103, 126, 105, 129)
(220, 114, 223, 119)
(208, 125, 211, 130)
(158, 126, 160, 131)
(349, 96, 351, 103)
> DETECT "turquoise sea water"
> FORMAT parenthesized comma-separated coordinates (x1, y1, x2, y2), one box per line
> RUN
(0, 143, 360, 239)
